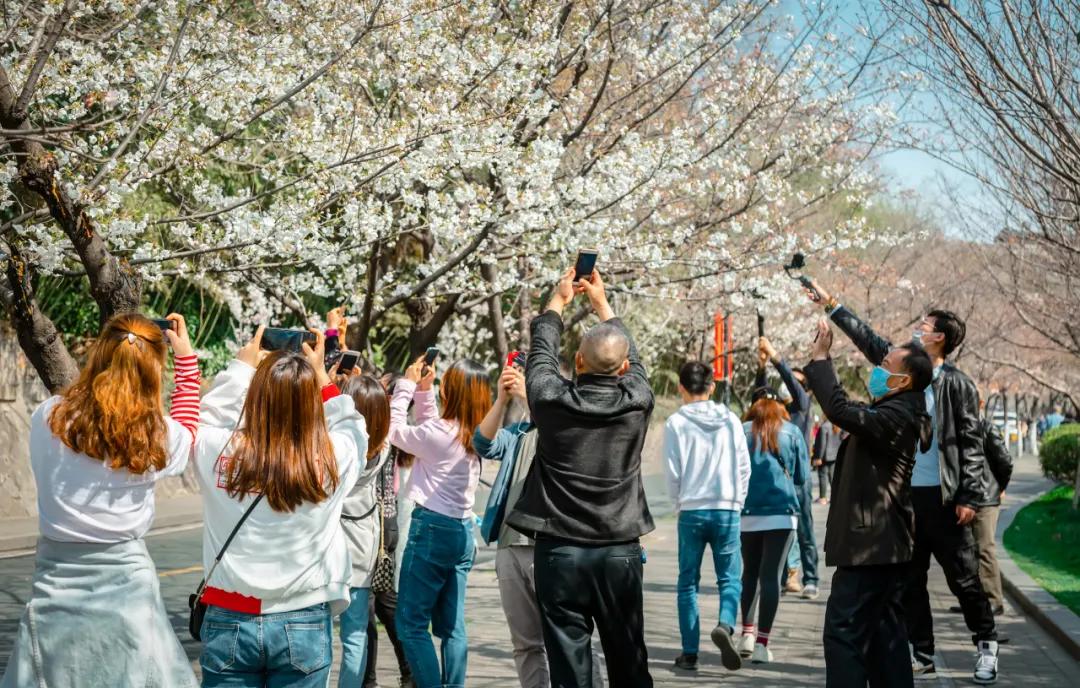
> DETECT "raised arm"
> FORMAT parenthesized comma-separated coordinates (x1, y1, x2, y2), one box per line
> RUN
(803, 279, 890, 366)
(803, 358, 906, 439)
(387, 377, 442, 458)
(526, 311, 569, 408)
(774, 357, 810, 416)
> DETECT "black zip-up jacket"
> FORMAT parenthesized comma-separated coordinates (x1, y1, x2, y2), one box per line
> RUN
(976, 418, 1013, 507)
(804, 358, 931, 567)
(829, 305, 986, 507)
(505, 311, 656, 544)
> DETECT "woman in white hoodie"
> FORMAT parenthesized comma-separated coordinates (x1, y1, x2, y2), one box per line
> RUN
(193, 327, 367, 687)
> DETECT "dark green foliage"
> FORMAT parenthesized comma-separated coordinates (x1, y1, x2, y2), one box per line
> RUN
(1039, 423, 1080, 483)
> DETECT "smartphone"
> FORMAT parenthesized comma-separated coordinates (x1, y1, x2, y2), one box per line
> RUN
(261, 327, 317, 353)
(151, 318, 174, 332)
(424, 346, 440, 367)
(338, 350, 361, 374)
(574, 248, 599, 281)
(506, 350, 524, 369)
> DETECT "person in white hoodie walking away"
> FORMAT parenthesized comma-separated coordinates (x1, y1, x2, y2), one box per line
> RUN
(664, 361, 752, 673)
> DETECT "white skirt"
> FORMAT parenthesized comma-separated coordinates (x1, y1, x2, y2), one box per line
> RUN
(1, 537, 196, 688)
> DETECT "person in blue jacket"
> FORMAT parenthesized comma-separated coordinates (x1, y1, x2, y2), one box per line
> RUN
(737, 386, 808, 665)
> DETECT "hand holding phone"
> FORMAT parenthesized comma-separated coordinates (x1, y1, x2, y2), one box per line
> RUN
(574, 249, 599, 282)
(337, 350, 361, 375)
(261, 327, 317, 353)
(152, 318, 174, 332)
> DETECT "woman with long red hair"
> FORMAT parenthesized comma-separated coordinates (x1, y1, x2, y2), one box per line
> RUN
(192, 326, 367, 687)
(389, 356, 492, 688)
(737, 386, 808, 665)
(2, 313, 200, 687)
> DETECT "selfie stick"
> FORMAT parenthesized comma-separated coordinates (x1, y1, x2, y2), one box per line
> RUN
(784, 252, 823, 302)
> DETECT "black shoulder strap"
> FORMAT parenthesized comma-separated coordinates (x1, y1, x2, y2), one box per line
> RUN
(194, 492, 263, 599)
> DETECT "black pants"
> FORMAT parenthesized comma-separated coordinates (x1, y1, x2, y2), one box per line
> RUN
(740, 529, 794, 634)
(818, 463, 835, 500)
(824, 563, 912, 688)
(534, 538, 652, 688)
(904, 486, 996, 655)
(363, 519, 412, 686)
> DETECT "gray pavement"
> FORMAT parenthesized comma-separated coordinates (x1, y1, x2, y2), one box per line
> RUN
(2, 459, 1078, 685)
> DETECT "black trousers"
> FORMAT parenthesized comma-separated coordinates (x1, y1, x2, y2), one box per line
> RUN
(818, 463, 835, 500)
(363, 518, 412, 686)
(904, 486, 996, 655)
(534, 538, 652, 688)
(824, 563, 913, 688)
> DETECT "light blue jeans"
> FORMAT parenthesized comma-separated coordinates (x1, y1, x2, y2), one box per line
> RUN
(676, 509, 742, 655)
(396, 506, 475, 688)
(200, 602, 332, 687)
(338, 587, 371, 687)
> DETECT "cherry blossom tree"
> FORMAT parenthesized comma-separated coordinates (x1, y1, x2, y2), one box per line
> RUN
(2, 0, 906, 391)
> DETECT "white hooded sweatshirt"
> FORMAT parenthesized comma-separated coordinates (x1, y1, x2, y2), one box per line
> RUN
(663, 400, 751, 512)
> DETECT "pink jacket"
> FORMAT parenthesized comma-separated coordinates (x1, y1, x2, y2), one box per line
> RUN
(389, 378, 479, 519)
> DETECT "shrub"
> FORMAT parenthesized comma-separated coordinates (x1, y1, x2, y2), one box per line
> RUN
(1040, 423, 1080, 484)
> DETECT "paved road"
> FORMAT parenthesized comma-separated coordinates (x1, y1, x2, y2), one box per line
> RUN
(2, 471, 1077, 685)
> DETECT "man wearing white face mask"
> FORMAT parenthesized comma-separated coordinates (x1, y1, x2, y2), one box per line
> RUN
(804, 281, 1000, 686)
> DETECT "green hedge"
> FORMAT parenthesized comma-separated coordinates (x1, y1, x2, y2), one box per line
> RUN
(1039, 423, 1080, 483)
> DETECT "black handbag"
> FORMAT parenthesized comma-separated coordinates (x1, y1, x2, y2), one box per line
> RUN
(188, 493, 264, 641)
(370, 496, 396, 594)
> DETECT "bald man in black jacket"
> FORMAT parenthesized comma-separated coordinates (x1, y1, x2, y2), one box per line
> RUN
(507, 267, 654, 688)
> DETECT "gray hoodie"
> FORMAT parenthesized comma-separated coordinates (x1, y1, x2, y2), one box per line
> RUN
(663, 401, 751, 512)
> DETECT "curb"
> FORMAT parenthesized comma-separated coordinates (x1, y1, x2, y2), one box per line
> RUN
(997, 488, 1080, 662)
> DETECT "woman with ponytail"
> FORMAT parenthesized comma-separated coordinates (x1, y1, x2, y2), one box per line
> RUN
(2, 313, 200, 688)
(192, 326, 367, 687)
(736, 387, 808, 665)
(390, 356, 492, 688)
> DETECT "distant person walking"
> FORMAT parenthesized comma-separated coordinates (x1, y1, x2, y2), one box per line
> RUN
(507, 267, 655, 688)
(812, 420, 843, 504)
(664, 361, 751, 672)
(737, 387, 808, 665)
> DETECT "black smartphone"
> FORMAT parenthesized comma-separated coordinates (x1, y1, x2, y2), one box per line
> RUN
(261, 327, 317, 353)
(338, 350, 361, 374)
(151, 318, 174, 332)
(424, 346, 440, 367)
(574, 249, 599, 281)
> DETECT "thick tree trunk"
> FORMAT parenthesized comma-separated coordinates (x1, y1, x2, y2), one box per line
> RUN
(0, 250, 78, 392)
(407, 295, 461, 360)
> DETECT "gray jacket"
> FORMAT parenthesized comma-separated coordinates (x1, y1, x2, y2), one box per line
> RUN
(341, 446, 391, 588)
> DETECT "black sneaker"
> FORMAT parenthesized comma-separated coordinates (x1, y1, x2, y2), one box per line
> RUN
(912, 649, 936, 679)
(674, 653, 698, 671)
(710, 624, 743, 671)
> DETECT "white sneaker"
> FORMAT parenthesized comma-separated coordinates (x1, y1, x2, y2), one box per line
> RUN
(751, 643, 773, 664)
(738, 633, 755, 658)
(801, 583, 819, 600)
(973, 640, 998, 684)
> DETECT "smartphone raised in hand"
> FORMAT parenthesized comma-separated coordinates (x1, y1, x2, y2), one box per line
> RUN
(424, 346, 440, 367)
(574, 249, 599, 281)
(151, 318, 174, 332)
(261, 327, 317, 353)
(337, 350, 361, 374)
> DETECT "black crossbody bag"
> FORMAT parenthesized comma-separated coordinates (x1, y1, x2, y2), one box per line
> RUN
(187, 492, 264, 641)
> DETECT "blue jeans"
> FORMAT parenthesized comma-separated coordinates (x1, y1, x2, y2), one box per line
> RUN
(200, 602, 332, 688)
(338, 587, 371, 687)
(396, 506, 475, 688)
(796, 481, 819, 585)
(676, 509, 742, 655)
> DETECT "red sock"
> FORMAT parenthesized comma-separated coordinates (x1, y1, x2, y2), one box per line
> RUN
(756, 630, 771, 647)
(742, 623, 755, 637)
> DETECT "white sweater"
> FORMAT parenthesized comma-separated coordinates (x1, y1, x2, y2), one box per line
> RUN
(663, 401, 751, 512)
(194, 360, 367, 615)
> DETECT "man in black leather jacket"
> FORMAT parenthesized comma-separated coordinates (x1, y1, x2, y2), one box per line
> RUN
(806, 279, 1000, 685)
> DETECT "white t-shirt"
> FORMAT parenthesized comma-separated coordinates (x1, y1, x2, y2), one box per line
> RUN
(30, 397, 192, 543)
